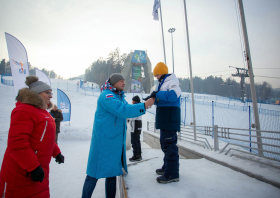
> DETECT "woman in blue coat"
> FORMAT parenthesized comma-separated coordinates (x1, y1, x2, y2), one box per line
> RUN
(82, 73, 155, 198)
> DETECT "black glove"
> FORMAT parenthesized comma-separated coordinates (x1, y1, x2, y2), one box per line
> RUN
(143, 96, 151, 101)
(30, 165, 44, 183)
(150, 91, 158, 98)
(55, 153, 64, 164)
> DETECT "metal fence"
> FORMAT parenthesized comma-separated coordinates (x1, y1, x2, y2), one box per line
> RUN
(146, 97, 280, 136)
(1, 74, 13, 86)
(147, 121, 280, 162)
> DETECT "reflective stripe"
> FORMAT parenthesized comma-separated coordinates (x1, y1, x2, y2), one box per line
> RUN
(40, 120, 48, 141)
(2, 182, 7, 198)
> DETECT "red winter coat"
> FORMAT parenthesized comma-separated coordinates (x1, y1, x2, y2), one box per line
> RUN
(0, 88, 61, 198)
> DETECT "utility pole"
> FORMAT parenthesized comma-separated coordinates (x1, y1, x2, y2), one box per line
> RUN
(230, 66, 249, 103)
(238, 0, 263, 156)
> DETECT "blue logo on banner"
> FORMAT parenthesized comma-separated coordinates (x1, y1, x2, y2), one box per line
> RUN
(131, 50, 147, 63)
(18, 69, 26, 74)
(57, 88, 71, 122)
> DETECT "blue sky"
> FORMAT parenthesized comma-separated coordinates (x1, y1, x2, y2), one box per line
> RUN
(0, 0, 279, 88)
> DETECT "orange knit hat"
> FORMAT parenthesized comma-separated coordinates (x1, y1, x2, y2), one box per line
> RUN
(153, 62, 168, 76)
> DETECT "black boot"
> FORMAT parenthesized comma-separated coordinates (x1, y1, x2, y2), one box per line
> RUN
(156, 168, 164, 175)
(129, 155, 142, 162)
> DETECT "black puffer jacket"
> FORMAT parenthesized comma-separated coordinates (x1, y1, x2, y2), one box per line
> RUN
(50, 109, 63, 133)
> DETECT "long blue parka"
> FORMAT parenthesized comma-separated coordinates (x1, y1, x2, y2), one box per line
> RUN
(86, 81, 146, 179)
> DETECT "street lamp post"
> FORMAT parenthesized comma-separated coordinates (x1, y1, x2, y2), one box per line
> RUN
(168, 28, 176, 73)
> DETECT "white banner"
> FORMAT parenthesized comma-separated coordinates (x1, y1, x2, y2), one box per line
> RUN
(5, 33, 29, 96)
(35, 68, 51, 86)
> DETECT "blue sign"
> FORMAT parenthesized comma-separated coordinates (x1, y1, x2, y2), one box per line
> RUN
(57, 88, 71, 122)
(131, 50, 147, 63)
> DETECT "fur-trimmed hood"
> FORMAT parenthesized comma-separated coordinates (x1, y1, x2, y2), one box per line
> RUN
(16, 88, 53, 110)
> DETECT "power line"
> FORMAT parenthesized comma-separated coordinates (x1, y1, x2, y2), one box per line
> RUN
(254, 68, 280, 69)
(254, 75, 280, 79)
(177, 73, 233, 79)
(178, 69, 235, 77)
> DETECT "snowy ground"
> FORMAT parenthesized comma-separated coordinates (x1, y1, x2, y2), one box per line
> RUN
(1, 80, 280, 197)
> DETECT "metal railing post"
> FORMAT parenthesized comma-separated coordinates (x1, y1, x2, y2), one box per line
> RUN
(214, 125, 219, 151)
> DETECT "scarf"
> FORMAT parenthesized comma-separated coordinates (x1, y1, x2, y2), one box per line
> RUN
(100, 79, 122, 95)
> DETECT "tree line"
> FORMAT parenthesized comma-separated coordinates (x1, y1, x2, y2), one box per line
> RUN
(178, 76, 280, 101)
(1, 54, 279, 100)
(0, 59, 63, 79)
(83, 47, 279, 100)
(84, 48, 128, 87)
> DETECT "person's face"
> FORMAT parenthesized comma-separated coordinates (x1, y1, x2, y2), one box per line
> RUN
(154, 74, 162, 80)
(39, 90, 53, 105)
(113, 79, 125, 91)
(53, 106, 57, 111)
(132, 101, 136, 104)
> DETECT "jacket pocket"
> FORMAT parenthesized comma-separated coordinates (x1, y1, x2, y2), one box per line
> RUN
(40, 120, 48, 141)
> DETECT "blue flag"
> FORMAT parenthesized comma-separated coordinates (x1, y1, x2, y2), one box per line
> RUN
(57, 88, 71, 122)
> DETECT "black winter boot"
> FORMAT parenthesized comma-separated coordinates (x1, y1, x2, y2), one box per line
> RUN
(156, 175, 179, 184)
(129, 155, 142, 162)
(156, 168, 164, 175)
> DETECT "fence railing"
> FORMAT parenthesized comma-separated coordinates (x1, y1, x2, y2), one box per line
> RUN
(1, 74, 13, 86)
(147, 121, 280, 163)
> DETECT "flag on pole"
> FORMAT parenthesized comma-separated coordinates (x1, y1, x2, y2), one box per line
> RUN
(35, 68, 51, 86)
(57, 88, 71, 122)
(152, 0, 160, 21)
(5, 32, 29, 96)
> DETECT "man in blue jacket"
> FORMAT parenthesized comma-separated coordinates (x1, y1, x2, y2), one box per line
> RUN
(81, 73, 155, 198)
(145, 62, 181, 184)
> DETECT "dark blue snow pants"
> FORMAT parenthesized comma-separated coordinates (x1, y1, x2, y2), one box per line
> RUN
(131, 132, 141, 156)
(160, 129, 179, 179)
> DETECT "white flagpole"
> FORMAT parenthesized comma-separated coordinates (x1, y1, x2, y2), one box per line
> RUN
(183, 0, 197, 141)
(159, 0, 167, 64)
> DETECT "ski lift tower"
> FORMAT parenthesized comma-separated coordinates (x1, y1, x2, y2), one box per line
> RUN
(230, 66, 249, 102)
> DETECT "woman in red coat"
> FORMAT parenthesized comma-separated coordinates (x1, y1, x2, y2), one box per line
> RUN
(0, 76, 64, 198)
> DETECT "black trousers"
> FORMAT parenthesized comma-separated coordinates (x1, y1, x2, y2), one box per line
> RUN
(131, 132, 141, 156)
(160, 129, 179, 179)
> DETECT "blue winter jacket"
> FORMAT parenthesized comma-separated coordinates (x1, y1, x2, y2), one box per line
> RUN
(86, 89, 146, 179)
(155, 74, 182, 132)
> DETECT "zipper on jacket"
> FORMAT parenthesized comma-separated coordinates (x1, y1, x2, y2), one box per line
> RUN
(115, 117, 117, 126)
(2, 182, 7, 198)
(40, 120, 48, 141)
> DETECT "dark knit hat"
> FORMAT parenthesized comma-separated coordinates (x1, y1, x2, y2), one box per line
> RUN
(132, 95, 140, 103)
(25, 76, 52, 93)
(109, 73, 125, 85)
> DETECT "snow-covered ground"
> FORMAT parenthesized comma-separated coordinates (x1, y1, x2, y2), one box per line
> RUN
(0, 80, 280, 197)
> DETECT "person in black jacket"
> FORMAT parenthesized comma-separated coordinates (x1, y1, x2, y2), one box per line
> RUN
(127, 95, 143, 162)
(50, 105, 63, 144)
